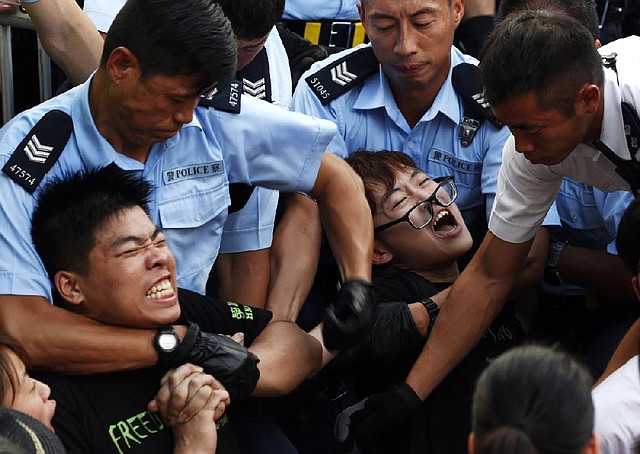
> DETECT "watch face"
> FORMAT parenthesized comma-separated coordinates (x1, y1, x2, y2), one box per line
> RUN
(158, 332, 178, 352)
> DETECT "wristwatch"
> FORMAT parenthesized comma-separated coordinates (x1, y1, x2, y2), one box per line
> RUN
(420, 298, 440, 337)
(154, 326, 180, 355)
(545, 240, 569, 285)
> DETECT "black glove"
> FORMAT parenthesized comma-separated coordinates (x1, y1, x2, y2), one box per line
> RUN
(322, 279, 374, 351)
(370, 301, 425, 366)
(158, 322, 260, 403)
(335, 382, 422, 454)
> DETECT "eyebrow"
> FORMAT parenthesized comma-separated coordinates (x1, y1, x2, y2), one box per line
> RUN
(369, 7, 438, 21)
(110, 226, 164, 250)
(380, 169, 425, 207)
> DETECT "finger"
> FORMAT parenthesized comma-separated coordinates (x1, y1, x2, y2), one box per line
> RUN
(166, 371, 211, 424)
(177, 384, 213, 424)
(230, 332, 244, 346)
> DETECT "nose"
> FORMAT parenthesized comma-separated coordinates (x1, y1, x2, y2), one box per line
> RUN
(147, 245, 171, 270)
(394, 22, 419, 56)
(512, 132, 535, 154)
(173, 98, 198, 125)
(35, 380, 51, 401)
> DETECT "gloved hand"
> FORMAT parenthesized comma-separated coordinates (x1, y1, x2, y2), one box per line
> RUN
(322, 279, 374, 351)
(370, 301, 425, 366)
(335, 382, 423, 454)
(158, 322, 260, 403)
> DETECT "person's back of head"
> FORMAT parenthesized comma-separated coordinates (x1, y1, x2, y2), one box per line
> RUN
(215, 0, 285, 40)
(31, 167, 153, 295)
(102, 0, 237, 92)
(471, 344, 595, 454)
(480, 10, 604, 117)
(496, 0, 600, 40)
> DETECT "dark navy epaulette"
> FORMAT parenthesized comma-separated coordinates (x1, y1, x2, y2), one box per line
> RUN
(304, 46, 379, 105)
(451, 63, 503, 147)
(198, 80, 243, 114)
(2, 109, 73, 194)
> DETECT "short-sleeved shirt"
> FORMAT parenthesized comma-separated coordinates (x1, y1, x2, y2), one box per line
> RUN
(292, 44, 511, 236)
(489, 67, 635, 243)
(84, 0, 294, 255)
(593, 355, 640, 454)
(0, 77, 335, 299)
(36, 290, 272, 454)
(283, 0, 360, 20)
(220, 28, 294, 253)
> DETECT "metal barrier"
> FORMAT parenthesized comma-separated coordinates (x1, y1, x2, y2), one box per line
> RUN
(0, 6, 51, 124)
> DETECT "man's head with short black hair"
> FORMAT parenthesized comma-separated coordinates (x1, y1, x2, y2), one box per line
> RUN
(103, 0, 237, 92)
(480, 10, 604, 117)
(216, 0, 285, 40)
(32, 166, 152, 290)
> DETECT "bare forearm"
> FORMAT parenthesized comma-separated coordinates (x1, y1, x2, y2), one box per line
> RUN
(249, 320, 323, 396)
(558, 247, 636, 299)
(509, 228, 548, 298)
(0, 295, 161, 374)
(310, 153, 372, 281)
(266, 194, 321, 320)
(216, 249, 270, 308)
(595, 317, 640, 386)
(24, 0, 102, 85)
(406, 234, 531, 399)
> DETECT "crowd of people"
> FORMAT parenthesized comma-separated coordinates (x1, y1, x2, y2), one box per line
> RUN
(0, 0, 639, 453)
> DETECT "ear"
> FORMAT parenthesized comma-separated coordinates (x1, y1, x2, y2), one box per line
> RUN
(54, 271, 86, 307)
(575, 83, 601, 116)
(583, 433, 599, 454)
(107, 46, 140, 85)
(453, 0, 465, 26)
(468, 432, 476, 454)
(357, 2, 365, 24)
(372, 239, 394, 265)
(594, 39, 602, 49)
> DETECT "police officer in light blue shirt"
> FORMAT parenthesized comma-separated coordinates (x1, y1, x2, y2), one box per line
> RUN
(0, 0, 374, 379)
(294, 43, 509, 239)
(84, 0, 294, 307)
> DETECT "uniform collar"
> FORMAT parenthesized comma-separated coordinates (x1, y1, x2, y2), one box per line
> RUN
(597, 67, 631, 160)
(352, 46, 466, 126)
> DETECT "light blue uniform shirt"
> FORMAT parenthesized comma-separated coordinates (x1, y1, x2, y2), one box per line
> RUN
(0, 77, 335, 299)
(293, 44, 513, 232)
(283, 0, 360, 21)
(553, 179, 634, 254)
(219, 28, 293, 253)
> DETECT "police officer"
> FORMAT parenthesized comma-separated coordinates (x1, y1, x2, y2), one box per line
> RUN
(83, 0, 293, 309)
(0, 0, 372, 383)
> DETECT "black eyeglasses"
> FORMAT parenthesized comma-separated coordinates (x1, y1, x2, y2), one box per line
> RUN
(374, 176, 457, 233)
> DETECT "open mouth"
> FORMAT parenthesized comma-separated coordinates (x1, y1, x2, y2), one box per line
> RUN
(432, 209, 458, 238)
(146, 279, 175, 300)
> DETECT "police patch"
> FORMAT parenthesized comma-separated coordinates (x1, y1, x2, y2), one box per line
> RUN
(305, 46, 379, 105)
(163, 161, 224, 185)
(2, 110, 73, 193)
(430, 148, 482, 173)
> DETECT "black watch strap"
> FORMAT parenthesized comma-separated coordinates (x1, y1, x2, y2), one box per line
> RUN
(420, 298, 440, 337)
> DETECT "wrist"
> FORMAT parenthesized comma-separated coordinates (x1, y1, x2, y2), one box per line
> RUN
(545, 240, 568, 285)
(420, 298, 440, 337)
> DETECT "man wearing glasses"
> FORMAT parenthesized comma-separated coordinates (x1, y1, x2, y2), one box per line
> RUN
(325, 150, 524, 454)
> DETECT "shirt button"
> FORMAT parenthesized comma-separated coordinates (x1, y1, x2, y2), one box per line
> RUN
(194, 212, 203, 222)
(572, 215, 578, 222)
(407, 141, 414, 149)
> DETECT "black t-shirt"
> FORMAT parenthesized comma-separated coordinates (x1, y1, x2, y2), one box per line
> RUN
(367, 265, 525, 454)
(35, 289, 272, 454)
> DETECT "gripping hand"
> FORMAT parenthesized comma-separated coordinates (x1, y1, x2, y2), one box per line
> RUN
(322, 279, 374, 351)
(157, 322, 260, 403)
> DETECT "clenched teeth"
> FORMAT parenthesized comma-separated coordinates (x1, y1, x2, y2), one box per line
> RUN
(146, 280, 175, 299)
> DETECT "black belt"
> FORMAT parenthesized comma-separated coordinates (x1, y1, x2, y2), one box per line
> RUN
(282, 19, 368, 49)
